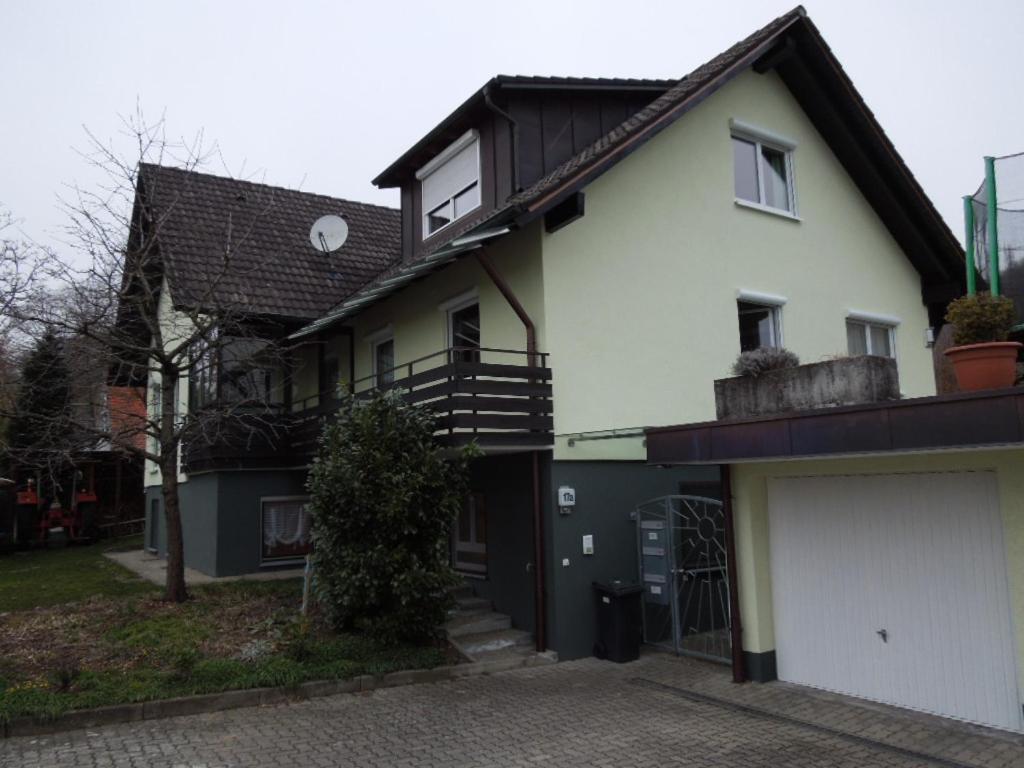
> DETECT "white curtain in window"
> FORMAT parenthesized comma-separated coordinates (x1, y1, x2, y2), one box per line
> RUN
(263, 501, 310, 549)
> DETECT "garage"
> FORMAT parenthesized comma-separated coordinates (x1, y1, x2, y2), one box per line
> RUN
(767, 471, 1021, 732)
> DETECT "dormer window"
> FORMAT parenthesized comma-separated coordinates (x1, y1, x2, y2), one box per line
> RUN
(417, 130, 481, 239)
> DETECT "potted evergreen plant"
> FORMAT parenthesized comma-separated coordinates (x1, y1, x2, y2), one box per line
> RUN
(944, 293, 1021, 391)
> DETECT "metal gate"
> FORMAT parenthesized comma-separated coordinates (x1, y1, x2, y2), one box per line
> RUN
(636, 495, 731, 663)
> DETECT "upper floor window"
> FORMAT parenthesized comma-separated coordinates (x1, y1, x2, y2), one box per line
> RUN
(846, 319, 895, 358)
(417, 130, 481, 238)
(731, 120, 796, 215)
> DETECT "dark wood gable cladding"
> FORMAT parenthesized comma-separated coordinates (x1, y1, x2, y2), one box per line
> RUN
(507, 90, 661, 191)
(381, 78, 672, 261)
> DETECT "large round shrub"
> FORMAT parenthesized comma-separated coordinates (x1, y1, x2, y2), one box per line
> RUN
(307, 389, 472, 645)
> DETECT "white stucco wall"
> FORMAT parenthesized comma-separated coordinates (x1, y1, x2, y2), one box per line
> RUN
(144, 278, 191, 488)
(542, 68, 937, 460)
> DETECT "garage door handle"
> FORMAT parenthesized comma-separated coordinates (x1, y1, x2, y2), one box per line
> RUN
(876, 628, 888, 643)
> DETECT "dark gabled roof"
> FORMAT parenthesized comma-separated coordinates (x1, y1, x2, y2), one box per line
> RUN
(137, 164, 400, 321)
(298, 5, 965, 338)
(372, 75, 675, 188)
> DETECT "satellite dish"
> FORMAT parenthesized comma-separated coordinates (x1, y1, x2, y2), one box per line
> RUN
(310, 214, 349, 253)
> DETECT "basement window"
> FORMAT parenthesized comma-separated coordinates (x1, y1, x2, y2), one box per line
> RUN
(731, 120, 797, 215)
(418, 130, 481, 238)
(261, 496, 311, 565)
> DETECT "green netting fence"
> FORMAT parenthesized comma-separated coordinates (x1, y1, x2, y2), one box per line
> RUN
(966, 152, 1024, 325)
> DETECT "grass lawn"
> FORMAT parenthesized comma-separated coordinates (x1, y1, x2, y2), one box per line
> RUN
(0, 540, 447, 724)
(0, 536, 156, 612)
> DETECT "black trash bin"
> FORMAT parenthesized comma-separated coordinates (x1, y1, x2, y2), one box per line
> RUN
(592, 580, 643, 662)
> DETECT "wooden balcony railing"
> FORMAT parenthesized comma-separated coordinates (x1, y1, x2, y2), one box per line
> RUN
(182, 347, 552, 472)
(353, 347, 553, 449)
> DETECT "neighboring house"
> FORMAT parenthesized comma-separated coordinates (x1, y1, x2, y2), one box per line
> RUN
(139, 6, 966, 669)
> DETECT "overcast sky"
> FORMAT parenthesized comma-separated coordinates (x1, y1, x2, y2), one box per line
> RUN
(3, 0, 1022, 253)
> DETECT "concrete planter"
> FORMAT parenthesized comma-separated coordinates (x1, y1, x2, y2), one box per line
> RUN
(714, 356, 900, 420)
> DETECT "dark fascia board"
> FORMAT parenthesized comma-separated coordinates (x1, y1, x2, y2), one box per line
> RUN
(371, 77, 674, 189)
(645, 387, 1024, 465)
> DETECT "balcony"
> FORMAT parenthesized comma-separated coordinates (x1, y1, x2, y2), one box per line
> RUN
(182, 347, 552, 472)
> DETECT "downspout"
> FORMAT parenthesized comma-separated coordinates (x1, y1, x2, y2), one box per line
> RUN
(473, 249, 546, 651)
(721, 464, 745, 683)
(483, 85, 521, 193)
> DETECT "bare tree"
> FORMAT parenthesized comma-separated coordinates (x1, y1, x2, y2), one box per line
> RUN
(8, 112, 290, 602)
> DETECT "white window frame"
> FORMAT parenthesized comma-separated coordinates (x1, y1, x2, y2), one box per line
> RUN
(366, 325, 395, 387)
(438, 288, 480, 349)
(846, 310, 899, 359)
(417, 130, 482, 240)
(259, 495, 312, 567)
(730, 118, 798, 219)
(736, 290, 786, 350)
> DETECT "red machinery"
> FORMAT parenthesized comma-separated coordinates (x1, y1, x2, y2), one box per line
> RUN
(11, 466, 99, 547)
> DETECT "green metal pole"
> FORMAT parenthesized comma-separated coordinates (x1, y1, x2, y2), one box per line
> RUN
(985, 156, 1000, 295)
(963, 195, 976, 295)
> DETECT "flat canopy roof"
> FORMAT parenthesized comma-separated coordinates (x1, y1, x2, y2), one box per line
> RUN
(646, 387, 1024, 465)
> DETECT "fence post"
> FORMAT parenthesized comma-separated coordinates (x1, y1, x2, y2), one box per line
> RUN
(985, 156, 1001, 295)
(963, 195, 976, 295)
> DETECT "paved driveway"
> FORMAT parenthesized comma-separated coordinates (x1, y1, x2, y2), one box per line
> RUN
(3, 654, 1022, 767)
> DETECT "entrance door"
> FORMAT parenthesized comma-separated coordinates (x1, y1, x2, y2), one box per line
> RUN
(637, 495, 732, 663)
(768, 472, 1021, 732)
(454, 493, 487, 575)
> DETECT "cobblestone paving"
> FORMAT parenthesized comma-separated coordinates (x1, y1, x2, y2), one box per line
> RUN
(3, 654, 1023, 767)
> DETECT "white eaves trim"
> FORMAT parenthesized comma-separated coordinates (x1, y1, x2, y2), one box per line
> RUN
(438, 287, 479, 313)
(737, 289, 788, 306)
(847, 309, 902, 326)
(729, 118, 797, 150)
(415, 130, 480, 181)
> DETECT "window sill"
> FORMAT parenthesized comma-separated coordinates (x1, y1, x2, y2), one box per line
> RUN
(734, 198, 801, 222)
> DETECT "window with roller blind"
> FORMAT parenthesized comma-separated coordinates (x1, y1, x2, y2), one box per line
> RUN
(418, 130, 481, 239)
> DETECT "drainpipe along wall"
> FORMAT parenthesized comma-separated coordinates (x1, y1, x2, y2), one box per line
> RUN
(474, 249, 546, 652)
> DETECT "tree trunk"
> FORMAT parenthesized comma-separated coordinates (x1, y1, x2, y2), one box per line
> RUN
(160, 456, 187, 602)
(159, 371, 187, 602)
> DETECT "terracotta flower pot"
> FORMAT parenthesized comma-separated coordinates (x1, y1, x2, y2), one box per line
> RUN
(944, 341, 1023, 391)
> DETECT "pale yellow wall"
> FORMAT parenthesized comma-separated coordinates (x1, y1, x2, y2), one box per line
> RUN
(346, 225, 545, 386)
(542, 68, 936, 459)
(731, 448, 1024, 692)
(144, 278, 192, 488)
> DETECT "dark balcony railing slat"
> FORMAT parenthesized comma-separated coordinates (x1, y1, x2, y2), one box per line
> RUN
(451, 362, 552, 380)
(424, 394, 553, 415)
(405, 379, 552, 403)
(436, 413, 554, 431)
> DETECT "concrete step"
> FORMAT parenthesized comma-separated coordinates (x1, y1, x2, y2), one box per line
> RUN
(449, 583, 475, 600)
(446, 611, 511, 638)
(453, 596, 492, 614)
(454, 627, 534, 659)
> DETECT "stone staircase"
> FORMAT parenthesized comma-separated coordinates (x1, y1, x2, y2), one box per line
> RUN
(446, 584, 557, 667)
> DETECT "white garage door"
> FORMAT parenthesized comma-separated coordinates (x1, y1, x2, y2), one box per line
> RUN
(767, 472, 1021, 732)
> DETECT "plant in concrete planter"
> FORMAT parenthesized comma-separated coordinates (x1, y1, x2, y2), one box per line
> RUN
(731, 347, 800, 377)
(944, 293, 1021, 391)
